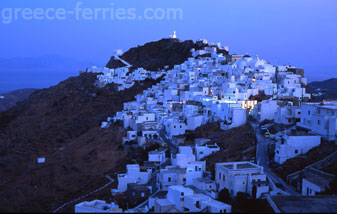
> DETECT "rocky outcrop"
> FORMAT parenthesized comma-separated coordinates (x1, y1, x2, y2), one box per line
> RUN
(106, 38, 228, 71)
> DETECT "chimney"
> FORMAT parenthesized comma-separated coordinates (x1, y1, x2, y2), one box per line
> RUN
(233, 163, 237, 170)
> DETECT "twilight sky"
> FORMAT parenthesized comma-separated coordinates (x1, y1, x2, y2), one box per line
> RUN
(0, 0, 337, 92)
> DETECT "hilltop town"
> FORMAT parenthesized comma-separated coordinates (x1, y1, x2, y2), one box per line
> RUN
(72, 35, 337, 213)
(0, 35, 336, 214)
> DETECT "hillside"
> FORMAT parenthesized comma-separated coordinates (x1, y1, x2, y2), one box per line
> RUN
(308, 78, 337, 100)
(0, 38, 229, 212)
(106, 38, 228, 71)
(0, 72, 162, 212)
(0, 88, 38, 112)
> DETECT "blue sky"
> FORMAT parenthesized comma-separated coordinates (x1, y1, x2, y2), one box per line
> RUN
(0, 0, 337, 92)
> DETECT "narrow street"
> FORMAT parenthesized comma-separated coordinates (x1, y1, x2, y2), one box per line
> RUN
(251, 122, 299, 195)
(159, 128, 178, 154)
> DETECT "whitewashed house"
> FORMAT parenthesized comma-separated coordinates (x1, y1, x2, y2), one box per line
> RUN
(122, 130, 137, 145)
(186, 161, 206, 185)
(302, 168, 335, 196)
(165, 118, 187, 138)
(297, 103, 337, 141)
(274, 131, 321, 164)
(158, 167, 187, 189)
(184, 193, 232, 213)
(252, 100, 278, 122)
(156, 186, 231, 213)
(274, 104, 301, 130)
(215, 161, 269, 198)
(117, 164, 152, 192)
(148, 149, 167, 164)
(167, 185, 194, 211)
(171, 146, 196, 168)
(195, 143, 220, 160)
(192, 177, 217, 193)
(75, 200, 122, 213)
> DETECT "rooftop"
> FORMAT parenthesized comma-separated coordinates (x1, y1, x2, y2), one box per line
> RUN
(304, 168, 335, 189)
(217, 161, 260, 170)
(269, 195, 337, 213)
(155, 199, 173, 207)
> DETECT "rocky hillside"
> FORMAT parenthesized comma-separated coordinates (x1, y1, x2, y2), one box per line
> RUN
(0, 88, 38, 112)
(0, 72, 162, 212)
(106, 38, 228, 71)
(309, 78, 337, 100)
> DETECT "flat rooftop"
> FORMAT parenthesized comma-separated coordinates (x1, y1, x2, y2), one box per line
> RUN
(162, 167, 187, 174)
(304, 103, 337, 110)
(304, 168, 335, 189)
(155, 199, 173, 206)
(270, 195, 337, 213)
(217, 162, 259, 170)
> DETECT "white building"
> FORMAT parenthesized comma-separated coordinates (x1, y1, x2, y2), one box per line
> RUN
(165, 118, 187, 138)
(148, 149, 167, 164)
(274, 104, 301, 130)
(297, 103, 337, 141)
(167, 185, 194, 211)
(158, 167, 187, 189)
(252, 100, 278, 122)
(186, 161, 206, 185)
(171, 146, 196, 168)
(274, 131, 321, 164)
(302, 168, 335, 196)
(160, 185, 231, 213)
(75, 200, 122, 213)
(192, 177, 217, 193)
(184, 193, 231, 213)
(215, 161, 269, 198)
(195, 143, 220, 160)
(122, 130, 137, 145)
(117, 164, 152, 192)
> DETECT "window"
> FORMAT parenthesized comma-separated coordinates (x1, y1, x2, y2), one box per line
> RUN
(318, 120, 321, 125)
(276, 150, 279, 154)
(219, 173, 221, 179)
(223, 174, 226, 181)
(174, 125, 176, 129)
(168, 177, 171, 182)
(146, 117, 148, 120)
(308, 110, 311, 115)
(141, 192, 145, 197)
(196, 201, 200, 209)
(181, 192, 184, 196)
(180, 125, 182, 128)
(295, 149, 298, 154)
